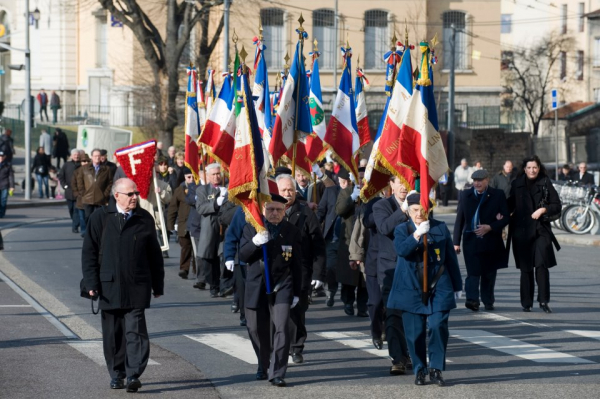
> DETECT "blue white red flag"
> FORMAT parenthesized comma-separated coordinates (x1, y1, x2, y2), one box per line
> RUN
(354, 67, 371, 155)
(184, 67, 201, 183)
(252, 36, 273, 163)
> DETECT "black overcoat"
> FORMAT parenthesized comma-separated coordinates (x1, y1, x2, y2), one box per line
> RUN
(373, 196, 409, 287)
(57, 160, 80, 200)
(508, 175, 561, 271)
(453, 187, 510, 276)
(81, 204, 165, 310)
(317, 185, 341, 239)
(239, 221, 303, 308)
(335, 186, 360, 287)
(361, 196, 382, 278)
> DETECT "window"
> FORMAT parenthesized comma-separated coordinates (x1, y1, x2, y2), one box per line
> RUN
(443, 11, 469, 70)
(364, 10, 389, 70)
(561, 4, 568, 34)
(261, 8, 285, 70)
(594, 88, 600, 102)
(560, 51, 567, 80)
(595, 38, 600, 67)
(313, 9, 336, 70)
(577, 50, 584, 80)
(501, 14, 511, 34)
(89, 76, 111, 111)
(579, 3, 585, 33)
(95, 13, 108, 67)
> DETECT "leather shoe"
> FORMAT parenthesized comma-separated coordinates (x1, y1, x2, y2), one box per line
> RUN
(126, 377, 142, 393)
(540, 303, 553, 313)
(357, 310, 369, 317)
(193, 282, 206, 290)
(270, 377, 286, 387)
(415, 370, 427, 385)
(484, 304, 495, 311)
(292, 353, 304, 364)
(465, 301, 480, 312)
(429, 369, 445, 386)
(390, 363, 406, 375)
(240, 317, 247, 327)
(110, 378, 124, 389)
(405, 358, 413, 370)
(344, 304, 354, 316)
(256, 372, 268, 380)
(326, 294, 335, 307)
(178, 270, 188, 279)
(231, 303, 240, 313)
(372, 338, 383, 350)
(220, 286, 234, 297)
(522, 306, 532, 312)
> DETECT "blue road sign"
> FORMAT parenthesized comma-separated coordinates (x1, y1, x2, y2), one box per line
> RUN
(551, 89, 557, 110)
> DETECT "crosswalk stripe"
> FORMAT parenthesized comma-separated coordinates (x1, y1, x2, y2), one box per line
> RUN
(317, 331, 452, 363)
(450, 329, 594, 364)
(185, 333, 258, 364)
(565, 330, 600, 340)
(67, 341, 160, 366)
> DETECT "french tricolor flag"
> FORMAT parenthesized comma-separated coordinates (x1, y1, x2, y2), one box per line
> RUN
(354, 67, 371, 155)
(269, 40, 312, 165)
(252, 36, 273, 164)
(198, 73, 236, 168)
(324, 46, 360, 182)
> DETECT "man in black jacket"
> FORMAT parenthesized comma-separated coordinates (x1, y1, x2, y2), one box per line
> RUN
(576, 162, 595, 186)
(81, 178, 164, 393)
(277, 174, 326, 364)
(372, 176, 411, 375)
(317, 182, 341, 306)
(0, 151, 15, 218)
(453, 169, 509, 312)
(58, 149, 81, 233)
(239, 194, 303, 387)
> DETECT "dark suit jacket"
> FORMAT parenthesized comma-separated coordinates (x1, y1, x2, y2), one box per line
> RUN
(317, 185, 341, 240)
(195, 184, 223, 259)
(373, 196, 409, 286)
(453, 187, 510, 276)
(361, 197, 381, 277)
(577, 172, 595, 186)
(239, 221, 303, 308)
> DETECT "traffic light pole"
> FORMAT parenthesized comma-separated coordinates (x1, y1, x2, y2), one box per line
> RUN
(24, 0, 32, 200)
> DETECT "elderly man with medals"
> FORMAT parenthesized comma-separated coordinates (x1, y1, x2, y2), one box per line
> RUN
(387, 193, 463, 386)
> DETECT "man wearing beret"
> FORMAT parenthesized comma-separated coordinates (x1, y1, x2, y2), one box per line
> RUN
(239, 194, 303, 387)
(453, 169, 509, 311)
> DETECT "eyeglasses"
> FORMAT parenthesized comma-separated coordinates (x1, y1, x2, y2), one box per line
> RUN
(118, 191, 140, 197)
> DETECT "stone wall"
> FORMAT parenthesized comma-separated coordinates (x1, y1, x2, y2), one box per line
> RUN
(469, 129, 532, 173)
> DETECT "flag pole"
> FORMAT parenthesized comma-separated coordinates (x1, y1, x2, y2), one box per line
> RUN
(292, 14, 306, 178)
(153, 169, 170, 252)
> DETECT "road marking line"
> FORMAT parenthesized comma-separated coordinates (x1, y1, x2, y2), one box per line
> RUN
(0, 269, 77, 339)
(185, 333, 258, 364)
(451, 329, 593, 364)
(566, 330, 600, 340)
(67, 341, 160, 366)
(0, 304, 33, 307)
(474, 312, 548, 328)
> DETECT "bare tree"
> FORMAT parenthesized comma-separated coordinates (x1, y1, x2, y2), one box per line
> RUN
(98, 0, 224, 145)
(503, 32, 575, 136)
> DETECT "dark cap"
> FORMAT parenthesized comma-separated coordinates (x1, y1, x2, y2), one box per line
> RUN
(269, 193, 288, 204)
(406, 192, 432, 208)
(471, 169, 489, 180)
(182, 166, 193, 175)
(337, 167, 350, 181)
(274, 166, 292, 177)
(99, 149, 108, 156)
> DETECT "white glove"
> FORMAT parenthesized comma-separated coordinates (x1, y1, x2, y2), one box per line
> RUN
(219, 186, 228, 197)
(401, 199, 409, 212)
(217, 196, 225, 206)
(415, 220, 430, 236)
(311, 280, 323, 289)
(349, 173, 356, 184)
(454, 291, 463, 300)
(350, 185, 361, 201)
(225, 260, 235, 271)
(312, 164, 323, 178)
(252, 231, 269, 246)
(291, 296, 300, 308)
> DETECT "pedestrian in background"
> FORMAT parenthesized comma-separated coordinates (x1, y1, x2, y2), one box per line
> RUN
(32, 146, 51, 199)
(50, 90, 61, 124)
(0, 129, 15, 163)
(37, 89, 49, 122)
(82, 178, 164, 393)
(48, 165, 59, 199)
(454, 158, 473, 192)
(508, 155, 561, 314)
(58, 149, 82, 233)
(76, 149, 113, 225)
(71, 154, 90, 236)
(0, 151, 15, 218)
(490, 160, 516, 199)
(53, 128, 70, 169)
(39, 129, 52, 157)
(576, 162, 595, 186)
(558, 164, 576, 182)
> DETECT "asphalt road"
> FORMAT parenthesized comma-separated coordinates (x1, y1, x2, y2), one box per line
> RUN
(1, 207, 600, 398)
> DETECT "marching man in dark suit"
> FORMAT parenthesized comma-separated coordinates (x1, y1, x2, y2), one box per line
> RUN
(453, 169, 509, 311)
(239, 194, 303, 387)
(82, 178, 164, 392)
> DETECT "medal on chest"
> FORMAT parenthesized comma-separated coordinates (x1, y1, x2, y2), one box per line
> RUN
(434, 248, 441, 261)
(282, 245, 292, 261)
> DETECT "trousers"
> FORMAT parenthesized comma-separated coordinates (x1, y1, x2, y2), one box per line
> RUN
(382, 284, 410, 365)
(365, 274, 384, 339)
(520, 267, 550, 307)
(465, 270, 497, 306)
(402, 310, 450, 375)
(178, 232, 195, 273)
(66, 199, 80, 231)
(325, 239, 339, 294)
(101, 308, 149, 379)
(289, 291, 309, 355)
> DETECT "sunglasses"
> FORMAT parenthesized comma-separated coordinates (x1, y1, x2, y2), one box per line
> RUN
(118, 191, 140, 197)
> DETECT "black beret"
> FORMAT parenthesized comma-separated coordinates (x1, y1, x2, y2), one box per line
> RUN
(270, 193, 288, 204)
(275, 166, 292, 177)
(337, 167, 350, 180)
(406, 192, 433, 208)
(182, 166, 193, 175)
(99, 149, 108, 156)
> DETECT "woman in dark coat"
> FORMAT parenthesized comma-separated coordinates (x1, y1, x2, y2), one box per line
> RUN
(32, 146, 52, 198)
(387, 193, 462, 386)
(52, 128, 70, 169)
(508, 155, 561, 313)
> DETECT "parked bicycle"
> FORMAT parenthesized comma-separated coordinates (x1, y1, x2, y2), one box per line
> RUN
(553, 181, 600, 235)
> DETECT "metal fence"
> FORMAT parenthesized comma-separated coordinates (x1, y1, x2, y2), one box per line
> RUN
(438, 103, 527, 132)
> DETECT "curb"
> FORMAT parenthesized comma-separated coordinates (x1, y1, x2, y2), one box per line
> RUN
(555, 234, 600, 247)
(1, 217, 70, 231)
(7, 200, 67, 210)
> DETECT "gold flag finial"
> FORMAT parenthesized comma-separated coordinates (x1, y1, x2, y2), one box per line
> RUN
(357, 55, 360, 68)
(313, 38, 319, 52)
(284, 51, 291, 68)
(232, 28, 238, 44)
(239, 45, 248, 64)
(431, 32, 439, 49)
(391, 32, 397, 50)
(297, 13, 305, 40)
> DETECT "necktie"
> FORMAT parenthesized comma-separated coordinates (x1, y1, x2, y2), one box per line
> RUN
(121, 213, 128, 229)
